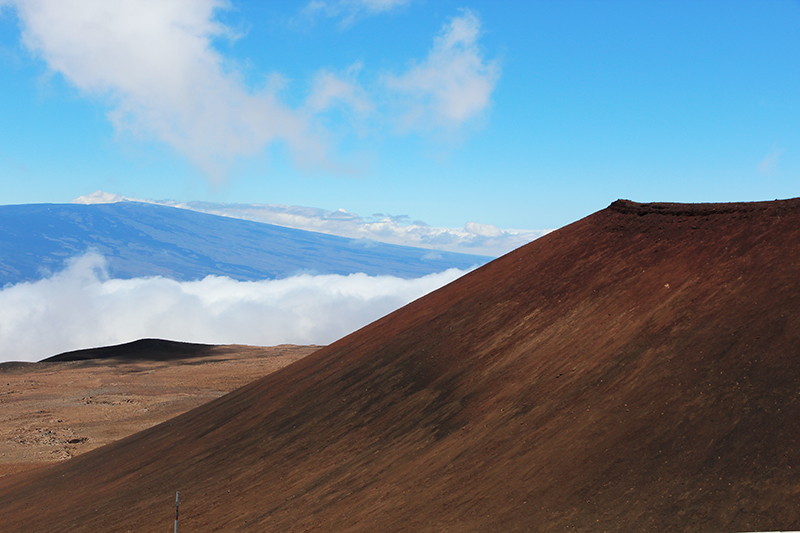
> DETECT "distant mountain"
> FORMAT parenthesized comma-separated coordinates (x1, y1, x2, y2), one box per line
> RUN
(0, 202, 490, 286)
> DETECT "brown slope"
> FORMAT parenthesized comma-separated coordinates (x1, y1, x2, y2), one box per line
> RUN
(2, 198, 800, 532)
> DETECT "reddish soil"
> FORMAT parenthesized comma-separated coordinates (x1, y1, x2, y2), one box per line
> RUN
(0, 341, 318, 477)
(2, 198, 800, 532)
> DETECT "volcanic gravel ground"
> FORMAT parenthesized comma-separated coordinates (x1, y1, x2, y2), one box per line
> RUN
(0, 343, 318, 477)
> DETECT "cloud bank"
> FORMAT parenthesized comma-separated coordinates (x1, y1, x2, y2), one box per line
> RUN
(0, 252, 468, 363)
(5, 1, 499, 178)
(74, 191, 549, 257)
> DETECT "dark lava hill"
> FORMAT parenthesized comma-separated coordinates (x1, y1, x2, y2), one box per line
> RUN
(43, 338, 220, 362)
(2, 199, 800, 532)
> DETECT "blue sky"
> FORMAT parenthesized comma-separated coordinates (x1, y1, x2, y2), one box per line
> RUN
(1, 0, 798, 231)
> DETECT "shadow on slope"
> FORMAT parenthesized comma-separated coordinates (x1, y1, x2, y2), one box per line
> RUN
(1, 198, 800, 532)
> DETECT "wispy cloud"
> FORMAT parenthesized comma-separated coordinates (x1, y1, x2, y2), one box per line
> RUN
(5, 1, 499, 179)
(73, 191, 549, 257)
(7, 0, 334, 181)
(758, 145, 783, 175)
(0, 251, 469, 363)
(304, 63, 375, 138)
(384, 9, 500, 133)
(302, 0, 412, 28)
(305, 64, 373, 115)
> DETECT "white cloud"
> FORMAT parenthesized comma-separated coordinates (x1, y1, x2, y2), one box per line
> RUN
(384, 9, 500, 132)
(72, 190, 127, 204)
(8, 0, 325, 180)
(464, 221, 502, 238)
(0, 251, 469, 363)
(72, 193, 549, 257)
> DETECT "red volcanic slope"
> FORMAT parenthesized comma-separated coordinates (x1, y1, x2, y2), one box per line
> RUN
(2, 199, 800, 532)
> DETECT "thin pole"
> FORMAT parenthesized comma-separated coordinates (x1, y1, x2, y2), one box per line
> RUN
(174, 491, 180, 533)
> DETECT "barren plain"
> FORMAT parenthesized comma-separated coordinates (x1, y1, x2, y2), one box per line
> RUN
(0, 342, 318, 477)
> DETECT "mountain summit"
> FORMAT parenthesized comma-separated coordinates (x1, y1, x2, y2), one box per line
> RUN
(2, 198, 799, 532)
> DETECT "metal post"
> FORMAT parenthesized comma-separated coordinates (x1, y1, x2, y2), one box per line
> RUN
(174, 491, 180, 533)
